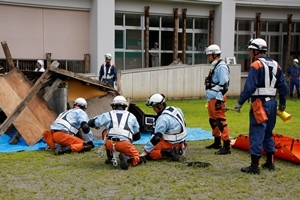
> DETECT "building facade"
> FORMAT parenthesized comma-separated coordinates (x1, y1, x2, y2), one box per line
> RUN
(0, 0, 300, 74)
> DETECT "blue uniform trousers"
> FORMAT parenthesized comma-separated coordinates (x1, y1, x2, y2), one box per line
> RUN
(249, 99, 277, 156)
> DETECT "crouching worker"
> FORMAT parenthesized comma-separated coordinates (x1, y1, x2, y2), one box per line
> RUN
(140, 93, 187, 162)
(43, 97, 94, 155)
(88, 95, 143, 170)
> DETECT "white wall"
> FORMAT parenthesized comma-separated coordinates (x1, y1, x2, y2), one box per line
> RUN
(0, 4, 90, 60)
(121, 64, 241, 100)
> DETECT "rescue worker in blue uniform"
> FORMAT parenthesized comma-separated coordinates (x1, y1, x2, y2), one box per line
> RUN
(204, 44, 231, 155)
(234, 38, 288, 174)
(287, 58, 300, 99)
(43, 97, 94, 155)
(140, 93, 187, 162)
(88, 95, 142, 170)
(99, 53, 117, 87)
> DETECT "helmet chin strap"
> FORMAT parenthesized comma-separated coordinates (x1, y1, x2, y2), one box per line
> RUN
(209, 54, 219, 64)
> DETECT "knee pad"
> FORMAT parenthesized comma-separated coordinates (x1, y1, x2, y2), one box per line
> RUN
(209, 118, 216, 129)
(216, 118, 227, 133)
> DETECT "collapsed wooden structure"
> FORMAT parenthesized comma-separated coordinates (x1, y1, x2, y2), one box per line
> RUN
(0, 41, 118, 146)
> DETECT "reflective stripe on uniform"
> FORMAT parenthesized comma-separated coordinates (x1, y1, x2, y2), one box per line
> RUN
(53, 109, 79, 134)
(162, 106, 187, 142)
(108, 111, 133, 140)
(252, 58, 277, 96)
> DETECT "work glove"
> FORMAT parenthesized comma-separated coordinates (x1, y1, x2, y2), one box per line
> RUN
(139, 150, 148, 157)
(215, 100, 223, 110)
(234, 103, 242, 113)
(278, 104, 286, 112)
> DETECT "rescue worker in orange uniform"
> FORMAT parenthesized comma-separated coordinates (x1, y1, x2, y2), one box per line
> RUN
(140, 93, 187, 161)
(235, 38, 288, 174)
(88, 95, 142, 170)
(43, 97, 94, 155)
(204, 44, 231, 155)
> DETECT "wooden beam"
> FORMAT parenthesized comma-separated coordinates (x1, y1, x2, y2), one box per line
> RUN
(173, 8, 179, 61)
(144, 6, 150, 68)
(181, 8, 187, 64)
(286, 14, 293, 74)
(1, 41, 15, 71)
(84, 54, 90, 73)
(209, 10, 215, 45)
(255, 13, 261, 38)
(9, 78, 62, 144)
(42, 78, 63, 101)
(46, 53, 52, 69)
(0, 61, 60, 136)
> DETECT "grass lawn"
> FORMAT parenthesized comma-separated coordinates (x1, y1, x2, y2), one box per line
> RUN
(0, 98, 299, 199)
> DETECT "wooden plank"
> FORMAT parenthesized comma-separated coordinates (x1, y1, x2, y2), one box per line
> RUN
(0, 62, 59, 145)
(43, 78, 62, 101)
(1, 41, 15, 71)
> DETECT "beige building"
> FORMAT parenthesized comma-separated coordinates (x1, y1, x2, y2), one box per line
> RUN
(0, 0, 300, 77)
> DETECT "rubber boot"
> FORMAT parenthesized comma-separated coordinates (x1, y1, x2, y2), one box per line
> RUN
(262, 152, 275, 170)
(105, 150, 113, 164)
(119, 153, 129, 170)
(215, 140, 231, 155)
(54, 146, 72, 156)
(206, 137, 222, 149)
(290, 93, 293, 98)
(161, 147, 179, 161)
(241, 155, 261, 174)
(78, 141, 95, 153)
(298, 94, 300, 100)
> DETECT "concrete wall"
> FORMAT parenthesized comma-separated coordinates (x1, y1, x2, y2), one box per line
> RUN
(120, 64, 241, 100)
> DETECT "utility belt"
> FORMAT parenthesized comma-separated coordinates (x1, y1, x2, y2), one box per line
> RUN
(164, 131, 186, 142)
(51, 130, 70, 134)
(251, 96, 275, 103)
(107, 136, 121, 142)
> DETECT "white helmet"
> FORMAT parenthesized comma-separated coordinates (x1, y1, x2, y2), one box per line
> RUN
(205, 44, 221, 55)
(146, 93, 165, 107)
(105, 53, 112, 60)
(293, 59, 299, 63)
(37, 60, 44, 67)
(248, 38, 267, 51)
(110, 95, 128, 107)
(74, 97, 87, 109)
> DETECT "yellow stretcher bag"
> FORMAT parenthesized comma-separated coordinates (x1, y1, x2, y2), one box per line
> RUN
(252, 99, 268, 124)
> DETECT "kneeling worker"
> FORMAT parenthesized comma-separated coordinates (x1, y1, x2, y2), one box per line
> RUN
(43, 97, 94, 155)
(88, 95, 142, 170)
(140, 93, 187, 161)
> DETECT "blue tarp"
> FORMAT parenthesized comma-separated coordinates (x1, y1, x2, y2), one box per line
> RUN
(0, 127, 212, 153)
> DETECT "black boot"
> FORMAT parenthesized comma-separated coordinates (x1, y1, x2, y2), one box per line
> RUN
(119, 153, 129, 170)
(54, 146, 72, 155)
(79, 141, 95, 153)
(161, 147, 179, 161)
(206, 137, 222, 149)
(215, 140, 231, 155)
(105, 150, 113, 164)
(262, 152, 275, 170)
(290, 93, 293, 98)
(298, 94, 300, 100)
(241, 155, 261, 174)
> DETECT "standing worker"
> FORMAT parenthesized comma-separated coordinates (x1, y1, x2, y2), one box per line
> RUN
(204, 44, 231, 155)
(140, 93, 187, 161)
(151, 42, 159, 67)
(287, 58, 300, 99)
(99, 53, 117, 88)
(43, 97, 94, 155)
(35, 60, 45, 72)
(88, 95, 143, 170)
(234, 38, 288, 174)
